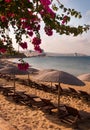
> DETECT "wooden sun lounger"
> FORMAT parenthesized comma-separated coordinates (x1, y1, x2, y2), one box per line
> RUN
(79, 90, 90, 101)
(20, 93, 45, 108)
(40, 98, 57, 114)
(68, 87, 80, 98)
(55, 84, 70, 96)
(8, 91, 37, 106)
(0, 85, 5, 92)
(1, 86, 14, 96)
(59, 105, 81, 126)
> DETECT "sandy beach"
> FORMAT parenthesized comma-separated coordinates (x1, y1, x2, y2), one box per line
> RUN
(0, 59, 90, 130)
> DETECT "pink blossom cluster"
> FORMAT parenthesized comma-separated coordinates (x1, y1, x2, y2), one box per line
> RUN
(18, 62, 29, 71)
(20, 42, 27, 49)
(5, 0, 12, 3)
(7, 12, 15, 18)
(62, 16, 68, 24)
(0, 12, 15, 21)
(19, 15, 42, 52)
(40, 0, 55, 19)
(0, 0, 56, 55)
(40, 0, 51, 7)
(32, 37, 41, 45)
(27, 31, 33, 37)
(44, 26, 53, 36)
(34, 45, 42, 53)
(0, 15, 7, 22)
(0, 48, 7, 53)
(32, 37, 42, 52)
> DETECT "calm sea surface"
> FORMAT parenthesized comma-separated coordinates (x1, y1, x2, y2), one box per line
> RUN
(13, 56, 90, 76)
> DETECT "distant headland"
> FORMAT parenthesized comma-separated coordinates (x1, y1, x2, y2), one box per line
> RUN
(22, 50, 89, 57)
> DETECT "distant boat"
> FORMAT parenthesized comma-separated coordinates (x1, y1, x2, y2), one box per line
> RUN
(74, 53, 87, 56)
(74, 53, 78, 56)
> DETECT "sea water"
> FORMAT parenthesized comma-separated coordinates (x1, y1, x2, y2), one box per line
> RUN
(13, 56, 90, 76)
(24, 56, 90, 76)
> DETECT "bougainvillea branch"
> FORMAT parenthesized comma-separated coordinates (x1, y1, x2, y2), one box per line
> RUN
(0, 0, 90, 51)
(0, 0, 90, 70)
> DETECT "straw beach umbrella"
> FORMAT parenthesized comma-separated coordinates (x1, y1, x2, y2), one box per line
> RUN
(37, 69, 56, 86)
(0, 66, 30, 94)
(38, 69, 56, 75)
(35, 70, 85, 112)
(77, 73, 90, 82)
(0, 64, 39, 94)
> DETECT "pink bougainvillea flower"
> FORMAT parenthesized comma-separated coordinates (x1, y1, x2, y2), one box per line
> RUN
(20, 42, 27, 49)
(0, 15, 7, 22)
(27, 31, 33, 37)
(20, 18, 29, 29)
(44, 26, 53, 36)
(20, 18, 27, 22)
(62, 16, 68, 24)
(40, 0, 55, 18)
(34, 45, 42, 53)
(40, 10, 45, 16)
(46, 8, 56, 18)
(5, 0, 12, 3)
(34, 24, 40, 31)
(21, 22, 27, 29)
(40, 0, 51, 7)
(18, 62, 29, 71)
(32, 37, 41, 45)
(7, 13, 15, 18)
(0, 48, 7, 53)
(26, 25, 32, 30)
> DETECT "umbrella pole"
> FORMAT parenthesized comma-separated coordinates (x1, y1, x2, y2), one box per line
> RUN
(58, 83, 60, 113)
(13, 74, 15, 95)
(51, 82, 52, 88)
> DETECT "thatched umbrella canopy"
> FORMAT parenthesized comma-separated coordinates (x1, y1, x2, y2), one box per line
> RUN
(38, 69, 56, 74)
(77, 73, 90, 82)
(0, 64, 39, 94)
(35, 70, 85, 112)
(0, 66, 30, 94)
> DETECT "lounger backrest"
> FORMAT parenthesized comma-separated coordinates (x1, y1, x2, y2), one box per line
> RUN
(69, 87, 77, 93)
(79, 90, 89, 96)
(65, 105, 80, 117)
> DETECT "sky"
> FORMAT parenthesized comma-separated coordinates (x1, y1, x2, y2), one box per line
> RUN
(13, 0, 90, 55)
